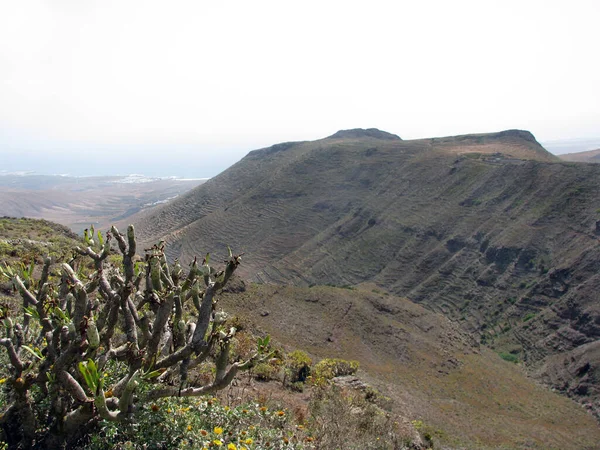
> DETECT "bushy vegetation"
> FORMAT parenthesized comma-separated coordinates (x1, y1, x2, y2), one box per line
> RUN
(0, 220, 418, 449)
(85, 395, 316, 449)
(0, 224, 269, 448)
(312, 358, 359, 381)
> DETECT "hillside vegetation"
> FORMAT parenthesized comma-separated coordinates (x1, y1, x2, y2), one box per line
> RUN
(133, 129, 600, 418)
(220, 281, 600, 449)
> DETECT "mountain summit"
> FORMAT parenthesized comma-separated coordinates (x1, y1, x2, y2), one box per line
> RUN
(327, 128, 402, 140)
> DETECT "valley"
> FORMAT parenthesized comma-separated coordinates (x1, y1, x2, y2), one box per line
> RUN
(0, 174, 204, 233)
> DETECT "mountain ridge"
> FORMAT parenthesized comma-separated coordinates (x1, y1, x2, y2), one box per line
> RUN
(132, 128, 600, 416)
(559, 148, 600, 163)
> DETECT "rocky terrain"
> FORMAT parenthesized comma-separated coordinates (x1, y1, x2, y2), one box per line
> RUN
(133, 128, 600, 418)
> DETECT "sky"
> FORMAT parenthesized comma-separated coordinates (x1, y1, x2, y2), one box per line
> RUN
(1, 0, 599, 177)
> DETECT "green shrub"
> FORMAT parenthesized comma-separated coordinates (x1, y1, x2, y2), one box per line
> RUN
(498, 352, 519, 364)
(253, 362, 278, 381)
(522, 312, 536, 322)
(312, 358, 359, 380)
(285, 350, 312, 383)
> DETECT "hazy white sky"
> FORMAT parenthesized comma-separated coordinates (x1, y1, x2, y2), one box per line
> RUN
(1, 0, 599, 176)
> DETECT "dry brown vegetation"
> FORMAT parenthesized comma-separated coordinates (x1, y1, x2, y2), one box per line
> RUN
(220, 282, 600, 449)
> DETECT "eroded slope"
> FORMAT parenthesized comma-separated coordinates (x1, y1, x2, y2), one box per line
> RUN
(133, 129, 600, 413)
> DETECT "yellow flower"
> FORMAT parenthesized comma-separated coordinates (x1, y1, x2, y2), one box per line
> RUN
(0, 378, 7, 384)
(259, 406, 268, 412)
(227, 444, 237, 450)
(187, 425, 192, 431)
(214, 426, 224, 435)
(276, 410, 285, 417)
(213, 439, 223, 446)
(244, 438, 253, 445)
(224, 406, 230, 411)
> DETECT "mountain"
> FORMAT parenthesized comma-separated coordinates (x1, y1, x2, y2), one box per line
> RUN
(558, 148, 600, 163)
(133, 128, 600, 416)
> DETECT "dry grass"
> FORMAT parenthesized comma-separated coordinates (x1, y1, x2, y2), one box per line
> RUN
(220, 282, 600, 449)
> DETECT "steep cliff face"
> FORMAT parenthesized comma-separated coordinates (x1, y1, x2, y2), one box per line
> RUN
(133, 129, 600, 412)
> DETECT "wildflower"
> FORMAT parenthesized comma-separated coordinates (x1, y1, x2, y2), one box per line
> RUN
(187, 425, 193, 431)
(244, 438, 253, 445)
(151, 404, 160, 412)
(260, 406, 268, 413)
(242, 409, 248, 414)
(0, 378, 7, 384)
(227, 444, 237, 450)
(224, 406, 230, 412)
(167, 408, 172, 413)
(213, 439, 223, 446)
(104, 389, 113, 398)
(283, 437, 289, 444)
(214, 426, 224, 435)
(240, 431, 247, 436)
(276, 410, 285, 417)
(305, 437, 314, 442)
(297, 425, 304, 430)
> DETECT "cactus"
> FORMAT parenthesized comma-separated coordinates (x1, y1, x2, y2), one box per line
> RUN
(0, 225, 268, 449)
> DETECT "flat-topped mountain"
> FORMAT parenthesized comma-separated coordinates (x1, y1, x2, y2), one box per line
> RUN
(133, 129, 600, 415)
